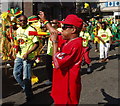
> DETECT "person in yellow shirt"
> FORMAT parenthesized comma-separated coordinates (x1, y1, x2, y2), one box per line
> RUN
(97, 22, 112, 62)
(79, 24, 92, 73)
(93, 22, 101, 52)
(13, 15, 39, 102)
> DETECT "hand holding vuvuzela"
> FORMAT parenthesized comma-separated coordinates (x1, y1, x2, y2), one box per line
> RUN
(38, 11, 58, 41)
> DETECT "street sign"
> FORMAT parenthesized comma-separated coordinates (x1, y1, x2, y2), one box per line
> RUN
(106, 1, 120, 7)
(115, 1, 120, 7)
(108, 2, 114, 7)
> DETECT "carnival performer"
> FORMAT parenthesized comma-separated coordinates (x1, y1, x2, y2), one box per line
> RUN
(38, 11, 83, 104)
(13, 15, 39, 102)
(27, 15, 43, 85)
(79, 24, 92, 74)
(97, 22, 112, 62)
(93, 22, 101, 52)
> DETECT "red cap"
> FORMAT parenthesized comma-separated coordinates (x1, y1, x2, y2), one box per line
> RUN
(59, 14, 83, 28)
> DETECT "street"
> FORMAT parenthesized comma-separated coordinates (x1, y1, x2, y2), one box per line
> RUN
(1, 43, 120, 105)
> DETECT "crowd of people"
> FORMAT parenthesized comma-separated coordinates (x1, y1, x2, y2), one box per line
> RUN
(0, 8, 120, 104)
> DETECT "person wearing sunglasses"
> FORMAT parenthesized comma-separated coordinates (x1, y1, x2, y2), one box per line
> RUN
(45, 19, 63, 85)
(38, 11, 83, 105)
(13, 15, 39, 102)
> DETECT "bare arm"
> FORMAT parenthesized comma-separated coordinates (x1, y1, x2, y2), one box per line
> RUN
(96, 36, 105, 44)
(38, 11, 58, 55)
(38, 11, 58, 35)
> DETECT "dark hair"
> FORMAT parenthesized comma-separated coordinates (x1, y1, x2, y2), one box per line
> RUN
(19, 15, 27, 21)
(101, 21, 107, 30)
(75, 26, 82, 34)
(101, 21, 106, 25)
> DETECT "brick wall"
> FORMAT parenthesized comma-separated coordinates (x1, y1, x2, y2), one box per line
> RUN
(23, 2, 33, 17)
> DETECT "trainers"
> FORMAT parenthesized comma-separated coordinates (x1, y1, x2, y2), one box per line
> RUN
(87, 67, 92, 74)
(44, 80, 52, 85)
(104, 58, 109, 62)
(98, 59, 104, 63)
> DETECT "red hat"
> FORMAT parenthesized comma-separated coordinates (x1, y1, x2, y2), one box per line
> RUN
(28, 15, 38, 23)
(59, 14, 83, 28)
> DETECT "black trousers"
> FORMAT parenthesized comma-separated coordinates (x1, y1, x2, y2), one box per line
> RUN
(45, 54, 53, 81)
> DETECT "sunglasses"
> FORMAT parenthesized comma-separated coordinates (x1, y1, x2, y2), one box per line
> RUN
(19, 20, 27, 22)
(51, 22, 58, 24)
(62, 24, 74, 30)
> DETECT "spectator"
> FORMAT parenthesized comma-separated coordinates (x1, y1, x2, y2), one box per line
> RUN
(97, 22, 112, 62)
(38, 11, 83, 104)
(13, 15, 39, 102)
(79, 24, 92, 74)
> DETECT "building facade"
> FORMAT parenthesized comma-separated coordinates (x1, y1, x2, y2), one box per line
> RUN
(1, 0, 119, 22)
(99, 0, 120, 20)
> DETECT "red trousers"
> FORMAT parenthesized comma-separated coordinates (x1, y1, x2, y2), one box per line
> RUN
(83, 47, 91, 64)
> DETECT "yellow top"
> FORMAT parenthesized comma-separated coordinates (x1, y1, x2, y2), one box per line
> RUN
(79, 31, 91, 47)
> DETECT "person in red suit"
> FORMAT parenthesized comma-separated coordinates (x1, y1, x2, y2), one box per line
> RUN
(38, 11, 83, 105)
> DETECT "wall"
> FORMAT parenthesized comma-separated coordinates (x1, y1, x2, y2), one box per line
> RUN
(23, 1, 33, 17)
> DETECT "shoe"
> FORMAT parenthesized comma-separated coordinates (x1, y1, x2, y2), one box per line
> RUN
(98, 59, 104, 63)
(44, 80, 52, 85)
(104, 58, 109, 62)
(87, 67, 92, 74)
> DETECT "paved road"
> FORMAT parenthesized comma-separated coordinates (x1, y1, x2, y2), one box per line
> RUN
(1, 43, 120, 105)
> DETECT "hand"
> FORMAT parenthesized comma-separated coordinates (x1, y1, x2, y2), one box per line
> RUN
(22, 53, 28, 60)
(38, 11, 58, 37)
(110, 40, 112, 45)
(38, 11, 46, 21)
(50, 34, 58, 42)
(49, 27, 58, 36)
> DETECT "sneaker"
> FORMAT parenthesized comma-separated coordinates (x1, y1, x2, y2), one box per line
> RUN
(104, 58, 109, 62)
(44, 80, 52, 85)
(87, 67, 92, 74)
(98, 59, 104, 63)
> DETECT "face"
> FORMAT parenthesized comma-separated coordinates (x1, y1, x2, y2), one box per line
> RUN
(101, 23, 106, 30)
(51, 19, 58, 28)
(61, 24, 74, 40)
(19, 16, 27, 28)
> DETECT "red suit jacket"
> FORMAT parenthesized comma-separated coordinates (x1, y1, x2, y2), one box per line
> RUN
(51, 37, 83, 104)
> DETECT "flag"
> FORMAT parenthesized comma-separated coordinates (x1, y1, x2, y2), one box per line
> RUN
(28, 15, 38, 23)
(84, 3, 89, 8)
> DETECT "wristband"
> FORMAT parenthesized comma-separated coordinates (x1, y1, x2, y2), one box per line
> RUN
(52, 40, 58, 43)
(43, 20, 48, 22)
(44, 20, 49, 25)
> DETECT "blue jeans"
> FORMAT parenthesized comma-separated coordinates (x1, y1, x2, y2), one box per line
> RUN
(13, 57, 32, 90)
